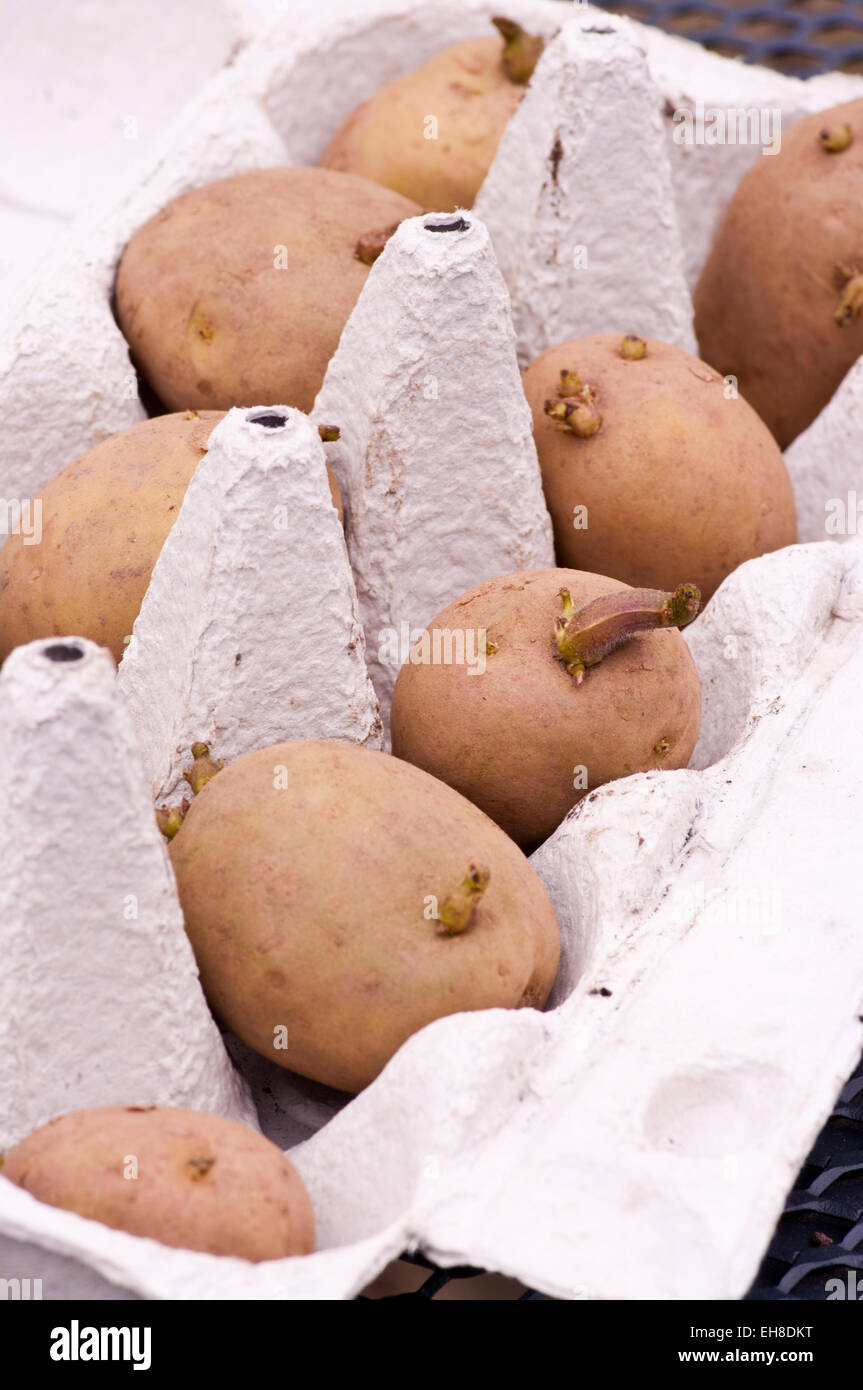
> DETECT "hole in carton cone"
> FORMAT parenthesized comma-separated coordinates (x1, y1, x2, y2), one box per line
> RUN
(424, 216, 471, 234)
(43, 643, 84, 663)
(246, 410, 288, 429)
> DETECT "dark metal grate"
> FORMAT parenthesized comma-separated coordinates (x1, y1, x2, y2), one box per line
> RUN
(746, 1055, 863, 1299)
(360, 1251, 545, 1300)
(591, 0, 863, 77)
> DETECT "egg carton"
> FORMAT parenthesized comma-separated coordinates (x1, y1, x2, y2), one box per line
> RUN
(2, 0, 863, 1301)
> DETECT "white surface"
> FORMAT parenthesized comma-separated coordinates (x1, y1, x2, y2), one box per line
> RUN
(784, 354, 863, 545)
(0, 0, 353, 297)
(313, 210, 554, 726)
(0, 0, 247, 297)
(0, 638, 257, 1153)
(475, 15, 696, 361)
(119, 407, 381, 804)
(527, 538, 863, 1297)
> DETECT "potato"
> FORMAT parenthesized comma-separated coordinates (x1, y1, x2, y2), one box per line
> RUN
(115, 168, 421, 414)
(320, 18, 544, 209)
(389, 568, 702, 850)
(0, 411, 342, 666)
(1, 1106, 314, 1261)
(169, 740, 560, 1093)
(521, 335, 797, 602)
(694, 99, 863, 447)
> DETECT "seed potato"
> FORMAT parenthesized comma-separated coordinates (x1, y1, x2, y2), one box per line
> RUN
(1, 1106, 315, 1261)
(390, 568, 702, 850)
(320, 19, 544, 209)
(522, 335, 797, 602)
(115, 167, 421, 414)
(0, 411, 342, 665)
(693, 99, 863, 447)
(169, 740, 561, 1093)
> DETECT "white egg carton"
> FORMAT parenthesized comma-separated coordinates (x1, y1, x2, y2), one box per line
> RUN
(2, 0, 863, 1300)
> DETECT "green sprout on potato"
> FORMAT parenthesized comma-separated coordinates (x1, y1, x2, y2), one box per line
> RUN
(187, 1156, 216, 1181)
(554, 583, 701, 685)
(558, 368, 584, 396)
(184, 743, 225, 796)
(834, 265, 863, 326)
(156, 800, 190, 841)
(620, 334, 647, 360)
(157, 743, 225, 840)
(544, 370, 603, 438)
(820, 123, 852, 153)
(437, 864, 491, 936)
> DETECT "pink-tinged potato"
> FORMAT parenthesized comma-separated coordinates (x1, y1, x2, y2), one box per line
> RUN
(694, 99, 863, 447)
(115, 167, 421, 414)
(1, 1107, 315, 1261)
(522, 334, 797, 602)
(320, 19, 544, 210)
(390, 568, 702, 850)
(0, 410, 342, 666)
(169, 740, 560, 1093)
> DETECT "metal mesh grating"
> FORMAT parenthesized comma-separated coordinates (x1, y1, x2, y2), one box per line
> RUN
(591, 0, 863, 77)
(360, 1251, 545, 1300)
(745, 1055, 863, 1299)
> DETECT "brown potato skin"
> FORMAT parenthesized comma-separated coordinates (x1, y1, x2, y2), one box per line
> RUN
(169, 741, 560, 1094)
(389, 568, 702, 851)
(693, 99, 863, 448)
(0, 411, 342, 666)
(115, 168, 421, 414)
(522, 335, 797, 602)
(320, 37, 524, 209)
(1, 1106, 315, 1261)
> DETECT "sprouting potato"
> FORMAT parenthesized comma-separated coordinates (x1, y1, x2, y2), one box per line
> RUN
(169, 740, 561, 1093)
(694, 99, 863, 447)
(320, 17, 544, 210)
(390, 567, 702, 850)
(522, 334, 797, 602)
(115, 167, 421, 414)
